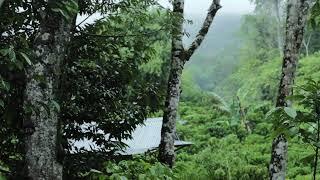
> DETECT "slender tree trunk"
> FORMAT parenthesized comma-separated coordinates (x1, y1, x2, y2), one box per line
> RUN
(237, 96, 251, 134)
(269, 0, 312, 179)
(314, 147, 319, 180)
(158, 0, 221, 167)
(313, 131, 319, 180)
(23, 1, 77, 179)
(274, 0, 283, 56)
(302, 40, 309, 56)
(302, 32, 312, 56)
(158, 0, 185, 167)
(314, 106, 320, 180)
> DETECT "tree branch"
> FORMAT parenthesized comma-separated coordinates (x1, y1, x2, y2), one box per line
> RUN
(185, 0, 221, 60)
(76, 1, 113, 28)
(307, 31, 313, 46)
(75, 28, 166, 38)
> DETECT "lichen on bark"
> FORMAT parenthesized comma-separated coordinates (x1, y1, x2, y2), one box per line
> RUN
(23, 1, 77, 179)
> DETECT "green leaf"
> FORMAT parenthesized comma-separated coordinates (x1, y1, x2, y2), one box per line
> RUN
(284, 107, 297, 118)
(19, 52, 32, 65)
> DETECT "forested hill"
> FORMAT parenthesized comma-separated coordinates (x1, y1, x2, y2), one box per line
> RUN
(184, 13, 242, 58)
(183, 13, 243, 92)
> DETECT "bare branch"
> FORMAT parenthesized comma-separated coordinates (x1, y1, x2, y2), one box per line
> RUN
(185, 0, 221, 60)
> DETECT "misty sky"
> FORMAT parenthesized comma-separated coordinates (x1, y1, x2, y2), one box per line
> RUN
(77, 0, 254, 26)
(158, 0, 254, 15)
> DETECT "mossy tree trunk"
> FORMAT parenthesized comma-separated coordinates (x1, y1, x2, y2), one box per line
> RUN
(23, 1, 77, 179)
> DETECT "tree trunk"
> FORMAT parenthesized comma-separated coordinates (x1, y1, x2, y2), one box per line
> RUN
(314, 105, 320, 180)
(313, 129, 319, 180)
(269, 0, 311, 179)
(23, 1, 77, 179)
(274, 0, 283, 56)
(237, 96, 251, 134)
(314, 147, 319, 180)
(302, 32, 312, 56)
(158, 0, 185, 168)
(158, 0, 221, 167)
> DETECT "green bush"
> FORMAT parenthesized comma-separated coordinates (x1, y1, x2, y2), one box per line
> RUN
(88, 157, 174, 180)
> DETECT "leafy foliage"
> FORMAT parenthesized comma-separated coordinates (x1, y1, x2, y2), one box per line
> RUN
(2, 0, 320, 179)
(88, 157, 174, 180)
(0, 0, 170, 178)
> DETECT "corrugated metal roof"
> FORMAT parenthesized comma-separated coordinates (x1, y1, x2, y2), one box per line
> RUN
(72, 117, 192, 155)
(121, 117, 163, 154)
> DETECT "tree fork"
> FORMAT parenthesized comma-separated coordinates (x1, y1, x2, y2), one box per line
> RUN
(158, 0, 221, 167)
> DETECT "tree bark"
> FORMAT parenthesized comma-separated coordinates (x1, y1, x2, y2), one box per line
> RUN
(269, 0, 312, 179)
(23, 1, 77, 179)
(158, 0, 185, 168)
(158, 0, 221, 167)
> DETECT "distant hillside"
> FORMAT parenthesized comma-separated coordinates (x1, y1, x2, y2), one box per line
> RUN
(184, 13, 242, 58)
(182, 13, 244, 91)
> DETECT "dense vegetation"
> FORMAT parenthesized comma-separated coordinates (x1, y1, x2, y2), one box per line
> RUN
(1, 0, 320, 179)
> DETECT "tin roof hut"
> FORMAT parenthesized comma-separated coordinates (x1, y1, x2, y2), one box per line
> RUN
(72, 117, 192, 155)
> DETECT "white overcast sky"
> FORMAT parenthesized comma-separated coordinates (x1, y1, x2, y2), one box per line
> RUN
(77, 0, 254, 26)
(158, 0, 254, 15)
